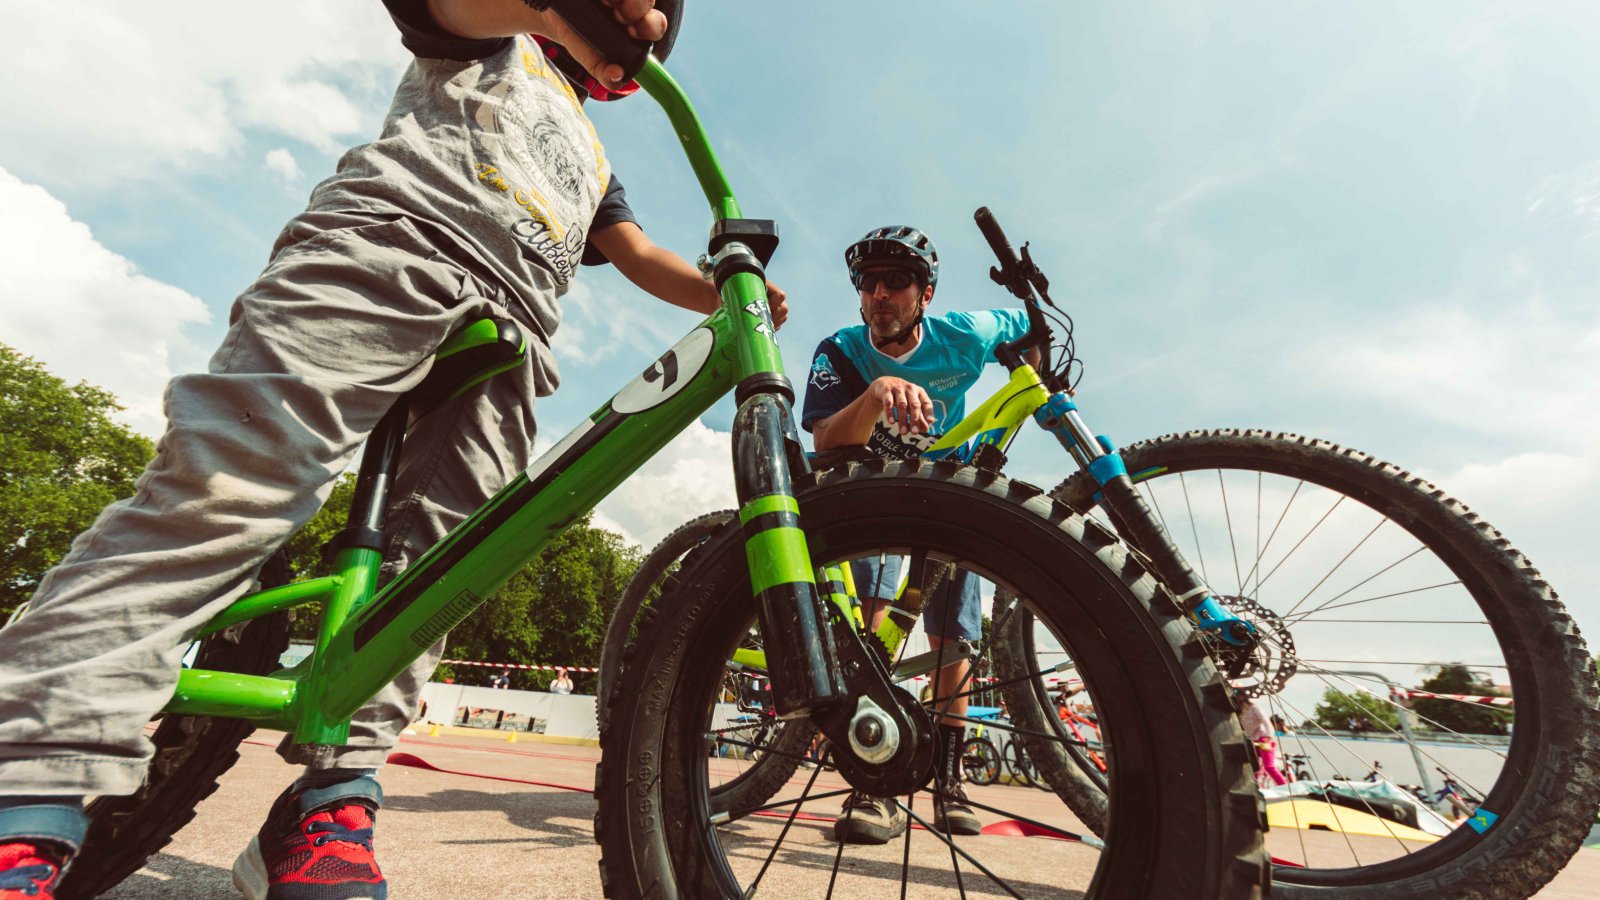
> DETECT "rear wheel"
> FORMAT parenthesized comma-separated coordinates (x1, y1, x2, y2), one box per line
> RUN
(594, 459, 1269, 900)
(1001, 429, 1600, 900)
(56, 552, 293, 900)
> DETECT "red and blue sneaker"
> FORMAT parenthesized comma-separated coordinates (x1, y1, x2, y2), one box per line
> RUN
(232, 774, 386, 900)
(0, 843, 67, 899)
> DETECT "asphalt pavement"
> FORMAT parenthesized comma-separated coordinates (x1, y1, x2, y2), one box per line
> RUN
(99, 729, 1597, 899)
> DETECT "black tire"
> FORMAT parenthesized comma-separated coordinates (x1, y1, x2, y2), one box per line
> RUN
(1033, 430, 1600, 900)
(994, 603, 1111, 832)
(594, 459, 1269, 900)
(598, 510, 735, 713)
(962, 737, 1001, 786)
(56, 551, 294, 900)
(596, 509, 809, 819)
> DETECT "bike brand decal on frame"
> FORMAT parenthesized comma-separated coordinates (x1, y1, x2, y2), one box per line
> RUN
(411, 589, 484, 648)
(744, 300, 775, 339)
(610, 327, 716, 414)
(526, 417, 596, 481)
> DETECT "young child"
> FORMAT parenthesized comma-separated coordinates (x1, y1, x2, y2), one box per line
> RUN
(0, 3, 780, 898)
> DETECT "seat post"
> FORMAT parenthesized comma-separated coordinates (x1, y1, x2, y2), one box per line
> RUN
(327, 403, 408, 558)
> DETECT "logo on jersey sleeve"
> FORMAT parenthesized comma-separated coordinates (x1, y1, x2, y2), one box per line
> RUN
(810, 354, 842, 390)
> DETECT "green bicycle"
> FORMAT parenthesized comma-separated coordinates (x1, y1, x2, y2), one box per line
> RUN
(30, 6, 1268, 900)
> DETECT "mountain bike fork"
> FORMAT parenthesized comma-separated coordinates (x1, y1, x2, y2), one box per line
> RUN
(974, 207, 1259, 650)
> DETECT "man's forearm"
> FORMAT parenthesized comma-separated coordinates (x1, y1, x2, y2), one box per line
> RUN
(812, 394, 880, 450)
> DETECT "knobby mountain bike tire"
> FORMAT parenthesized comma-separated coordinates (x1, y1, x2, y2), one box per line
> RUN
(593, 459, 1269, 900)
(1023, 429, 1599, 900)
(56, 551, 294, 900)
(594, 508, 810, 818)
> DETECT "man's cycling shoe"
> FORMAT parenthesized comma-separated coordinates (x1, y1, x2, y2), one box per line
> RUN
(0, 843, 67, 899)
(233, 774, 386, 900)
(931, 780, 982, 836)
(832, 792, 908, 845)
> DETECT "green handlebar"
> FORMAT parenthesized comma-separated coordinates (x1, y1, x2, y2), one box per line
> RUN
(635, 58, 743, 221)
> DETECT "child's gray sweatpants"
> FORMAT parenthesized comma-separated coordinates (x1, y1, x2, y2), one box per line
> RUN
(0, 211, 559, 796)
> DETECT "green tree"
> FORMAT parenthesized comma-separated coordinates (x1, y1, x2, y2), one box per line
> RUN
(1313, 686, 1400, 732)
(435, 513, 642, 693)
(0, 344, 154, 618)
(275, 473, 358, 639)
(1412, 663, 1511, 736)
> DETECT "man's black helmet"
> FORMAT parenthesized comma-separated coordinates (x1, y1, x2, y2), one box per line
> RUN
(845, 226, 939, 294)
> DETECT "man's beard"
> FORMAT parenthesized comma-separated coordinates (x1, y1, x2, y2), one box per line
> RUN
(867, 306, 914, 339)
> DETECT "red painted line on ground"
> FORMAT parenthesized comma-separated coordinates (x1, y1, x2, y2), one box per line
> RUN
(384, 751, 595, 794)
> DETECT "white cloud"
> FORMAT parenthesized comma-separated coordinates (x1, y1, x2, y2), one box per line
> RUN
(594, 419, 736, 548)
(1299, 304, 1600, 448)
(264, 148, 303, 183)
(0, 2, 407, 183)
(1296, 303, 1600, 631)
(0, 167, 209, 436)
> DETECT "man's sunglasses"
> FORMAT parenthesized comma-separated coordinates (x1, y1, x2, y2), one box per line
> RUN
(853, 269, 920, 294)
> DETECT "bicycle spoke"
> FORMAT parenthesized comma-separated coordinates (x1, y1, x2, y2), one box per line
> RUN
(1280, 580, 1462, 622)
(893, 800, 1026, 900)
(1289, 618, 1487, 624)
(1269, 692, 1418, 859)
(717, 787, 855, 824)
(938, 792, 969, 900)
(1178, 472, 1210, 584)
(1236, 479, 1301, 597)
(898, 793, 913, 900)
(1266, 693, 1311, 867)
(1253, 472, 1262, 597)
(1294, 665, 1508, 768)
(824, 801, 852, 900)
(930, 788, 1102, 849)
(937, 711, 1096, 748)
(745, 759, 823, 893)
(708, 734, 828, 767)
(1219, 469, 1245, 596)
(1251, 494, 1344, 597)
(1282, 543, 1423, 623)
(1281, 517, 1389, 619)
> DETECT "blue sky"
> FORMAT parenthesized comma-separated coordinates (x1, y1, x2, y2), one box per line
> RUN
(1, 3, 1596, 663)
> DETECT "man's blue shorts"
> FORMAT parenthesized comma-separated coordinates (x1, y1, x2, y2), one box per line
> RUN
(847, 557, 983, 642)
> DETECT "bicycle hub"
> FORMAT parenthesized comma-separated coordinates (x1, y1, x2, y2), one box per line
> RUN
(848, 696, 900, 764)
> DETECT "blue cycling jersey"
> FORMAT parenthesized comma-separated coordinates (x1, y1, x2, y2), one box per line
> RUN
(801, 309, 1029, 459)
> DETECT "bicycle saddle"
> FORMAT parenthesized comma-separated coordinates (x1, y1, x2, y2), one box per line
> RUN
(403, 316, 526, 423)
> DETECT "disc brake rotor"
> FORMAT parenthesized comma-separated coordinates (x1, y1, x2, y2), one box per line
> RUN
(1214, 594, 1297, 699)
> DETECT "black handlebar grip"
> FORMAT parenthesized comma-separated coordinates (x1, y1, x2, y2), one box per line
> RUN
(974, 206, 1022, 270)
(546, 0, 654, 83)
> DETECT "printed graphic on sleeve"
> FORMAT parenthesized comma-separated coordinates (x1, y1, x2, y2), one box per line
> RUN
(810, 354, 842, 391)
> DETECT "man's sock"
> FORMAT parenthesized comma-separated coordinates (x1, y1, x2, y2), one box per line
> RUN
(937, 724, 966, 785)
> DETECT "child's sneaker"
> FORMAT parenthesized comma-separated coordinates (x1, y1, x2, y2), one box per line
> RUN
(0, 842, 67, 900)
(232, 775, 386, 900)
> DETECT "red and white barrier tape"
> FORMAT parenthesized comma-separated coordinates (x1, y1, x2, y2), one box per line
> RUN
(1397, 689, 1512, 707)
(440, 659, 598, 673)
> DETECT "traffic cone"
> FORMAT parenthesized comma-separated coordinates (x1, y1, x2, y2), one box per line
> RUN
(507, 730, 517, 743)
(429, 724, 441, 737)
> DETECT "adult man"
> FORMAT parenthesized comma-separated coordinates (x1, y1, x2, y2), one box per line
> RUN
(802, 225, 1034, 844)
(0, 3, 786, 899)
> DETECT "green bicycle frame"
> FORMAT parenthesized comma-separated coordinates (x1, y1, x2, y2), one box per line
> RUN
(726, 363, 1055, 677)
(166, 59, 830, 744)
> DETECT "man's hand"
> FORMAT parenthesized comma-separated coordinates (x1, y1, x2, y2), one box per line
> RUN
(765, 281, 788, 329)
(429, 0, 666, 88)
(869, 376, 935, 436)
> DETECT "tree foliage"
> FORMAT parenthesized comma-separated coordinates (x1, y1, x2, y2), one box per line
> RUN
(432, 514, 642, 693)
(1412, 663, 1511, 736)
(1313, 686, 1401, 733)
(0, 344, 154, 618)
